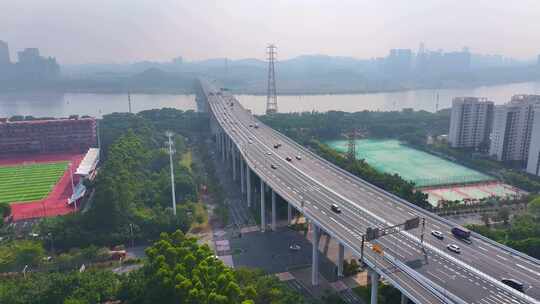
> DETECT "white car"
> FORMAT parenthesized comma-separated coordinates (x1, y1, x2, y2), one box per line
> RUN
(447, 244, 461, 254)
(431, 230, 444, 239)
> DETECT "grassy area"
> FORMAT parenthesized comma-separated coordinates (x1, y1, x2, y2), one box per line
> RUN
(189, 202, 209, 232)
(0, 161, 68, 204)
(180, 150, 193, 173)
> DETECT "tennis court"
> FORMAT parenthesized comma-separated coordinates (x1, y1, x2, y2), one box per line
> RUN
(326, 139, 494, 187)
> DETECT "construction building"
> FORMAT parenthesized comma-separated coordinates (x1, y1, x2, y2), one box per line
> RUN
(0, 117, 96, 154)
(489, 95, 540, 164)
(449, 97, 494, 149)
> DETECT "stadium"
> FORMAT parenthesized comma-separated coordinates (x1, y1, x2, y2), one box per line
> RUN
(0, 117, 99, 221)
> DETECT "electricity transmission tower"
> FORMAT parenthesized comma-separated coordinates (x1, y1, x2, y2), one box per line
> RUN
(266, 44, 278, 114)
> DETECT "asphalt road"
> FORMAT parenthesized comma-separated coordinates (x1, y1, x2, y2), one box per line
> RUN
(201, 80, 540, 304)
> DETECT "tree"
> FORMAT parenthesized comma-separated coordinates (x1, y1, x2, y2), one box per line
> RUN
(529, 197, 540, 220)
(497, 207, 511, 225)
(481, 213, 491, 227)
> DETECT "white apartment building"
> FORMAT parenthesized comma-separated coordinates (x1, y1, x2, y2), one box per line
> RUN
(449, 97, 494, 149)
(489, 95, 540, 164)
(526, 104, 540, 176)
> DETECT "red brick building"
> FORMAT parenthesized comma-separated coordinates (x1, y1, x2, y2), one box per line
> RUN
(0, 117, 96, 154)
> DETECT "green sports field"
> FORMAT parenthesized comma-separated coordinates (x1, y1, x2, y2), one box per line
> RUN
(0, 161, 68, 204)
(327, 139, 494, 187)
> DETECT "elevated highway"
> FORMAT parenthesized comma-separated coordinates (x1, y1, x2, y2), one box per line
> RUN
(198, 79, 540, 304)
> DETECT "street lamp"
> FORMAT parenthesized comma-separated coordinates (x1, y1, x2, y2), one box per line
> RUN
(165, 131, 177, 216)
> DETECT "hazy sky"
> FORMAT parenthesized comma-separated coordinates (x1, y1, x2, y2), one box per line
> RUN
(1, 0, 539, 64)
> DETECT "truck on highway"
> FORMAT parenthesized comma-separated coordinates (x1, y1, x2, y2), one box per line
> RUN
(451, 226, 471, 241)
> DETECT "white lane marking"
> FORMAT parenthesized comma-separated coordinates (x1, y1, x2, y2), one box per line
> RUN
(313, 205, 319, 210)
(496, 254, 508, 261)
(321, 211, 327, 215)
(477, 246, 488, 252)
(516, 263, 540, 277)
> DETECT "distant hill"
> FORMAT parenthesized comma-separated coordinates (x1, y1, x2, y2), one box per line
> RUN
(54, 54, 540, 95)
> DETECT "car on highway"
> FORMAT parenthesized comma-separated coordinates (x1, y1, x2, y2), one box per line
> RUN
(248, 140, 253, 144)
(431, 230, 444, 239)
(274, 143, 281, 149)
(289, 244, 301, 251)
(286, 156, 292, 161)
(271, 164, 277, 169)
(254, 123, 259, 129)
(248, 124, 253, 127)
(266, 152, 272, 156)
(295, 155, 302, 160)
(501, 278, 525, 292)
(331, 204, 341, 213)
(447, 244, 461, 254)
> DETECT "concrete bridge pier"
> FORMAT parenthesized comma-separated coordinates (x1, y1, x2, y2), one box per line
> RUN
(246, 165, 251, 207)
(337, 243, 344, 278)
(311, 223, 320, 286)
(287, 203, 292, 225)
(232, 147, 237, 181)
(240, 157, 245, 194)
(401, 294, 408, 304)
(260, 180, 266, 232)
(370, 269, 380, 304)
(221, 133, 225, 162)
(271, 190, 276, 231)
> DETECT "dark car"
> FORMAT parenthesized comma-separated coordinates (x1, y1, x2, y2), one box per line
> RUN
(274, 144, 280, 149)
(286, 156, 292, 162)
(271, 164, 277, 169)
(501, 278, 525, 292)
(331, 204, 341, 213)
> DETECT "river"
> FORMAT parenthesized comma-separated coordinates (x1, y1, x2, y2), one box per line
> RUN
(1, 81, 540, 117)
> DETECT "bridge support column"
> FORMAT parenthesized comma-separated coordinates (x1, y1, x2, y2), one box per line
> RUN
(232, 148, 237, 181)
(221, 133, 225, 162)
(271, 190, 276, 231)
(225, 135, 229, 162)
(246, 165, 251, 207)
(401, 294, 407, 304)
(337, 243, 344, 278)
(311, 223, 320, 286)
(287, 203, 292, 225)
(240, 157, 245, 194)
(370, 269, 380, 304)
(260, 180, 266, 232)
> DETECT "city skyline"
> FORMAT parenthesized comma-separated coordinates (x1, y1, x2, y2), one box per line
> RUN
(1, 0, 540, 64)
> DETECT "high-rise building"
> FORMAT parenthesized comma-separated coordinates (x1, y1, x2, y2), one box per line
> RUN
(526, 104, 540, 176)
(0, 40, 10, 64)
(449, 97, 494, 149)
(489, 95, 540, 163)
(17, 48, 40, 64)
(386, 49, 412, 75)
